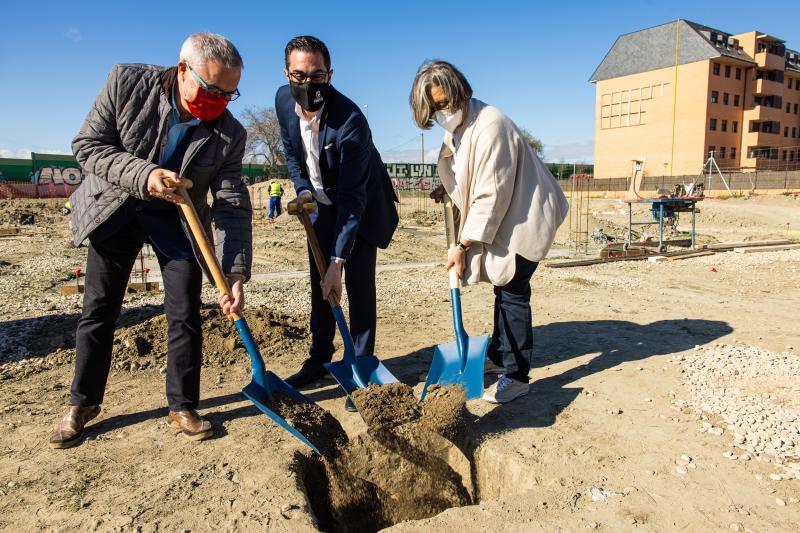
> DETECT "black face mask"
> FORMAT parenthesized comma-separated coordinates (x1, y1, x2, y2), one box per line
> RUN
(290, 81, 329, 112)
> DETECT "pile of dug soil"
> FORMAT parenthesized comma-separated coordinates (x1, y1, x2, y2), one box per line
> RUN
(0, 199, 64, 226)
(0, 306, 308, 380)
(296, 383, 474, 532)
(114, 307, 308, 371)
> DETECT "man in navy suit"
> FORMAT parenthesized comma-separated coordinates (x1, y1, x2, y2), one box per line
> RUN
(275, 36, 398, 410)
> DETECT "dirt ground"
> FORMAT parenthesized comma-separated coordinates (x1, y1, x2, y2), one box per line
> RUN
(0, 193, 799, 532)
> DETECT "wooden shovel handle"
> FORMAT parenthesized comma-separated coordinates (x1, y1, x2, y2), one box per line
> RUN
(291, 202, 342, 308)
(176, 187, 240, 321)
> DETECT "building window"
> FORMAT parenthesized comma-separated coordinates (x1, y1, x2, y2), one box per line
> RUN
(783, 150, 787, 160)
(788, 102, 792, 113)
(721, 120, 728, 132)
(725, 65, 731, 78)
(713, 63, 720, 75)
(708, 145, 716, 157)
(734, 94, 740, 107)
(796, 79, 800, 90)
(710, 118, 717, 131)
(723, 92, 729, 105)
(755, 69, 785, 83)
(751, 121, 781, 134)
(793, 127, 798, 138)
(711, 91, 718, 104)
(733, 121, 738, 133)
(795, 103, 798, 114)
(599, 85, 658, 129)
(785, 126, 789, 137)
(790, 79, 793, 89)
(736, 68, 742, 80)
(731, 147, 737, 159)
(719, 147, 726, 158)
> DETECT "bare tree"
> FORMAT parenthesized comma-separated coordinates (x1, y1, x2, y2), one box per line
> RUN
(519, 127, 544, 159)
(240, 106, 285, 178)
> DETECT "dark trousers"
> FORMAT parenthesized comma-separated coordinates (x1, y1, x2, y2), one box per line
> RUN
(487, 255, 539, 382)
(307, 204, 377, 362)
(268, 196, 282, 219)
(70, 222, 203, 411)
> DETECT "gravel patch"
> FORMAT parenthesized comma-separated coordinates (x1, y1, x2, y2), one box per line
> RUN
(674, 343, 800, 481)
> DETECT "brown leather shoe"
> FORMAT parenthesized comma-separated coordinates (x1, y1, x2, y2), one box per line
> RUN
(167, 409, 213, 441)
(49, 405, 101, 449)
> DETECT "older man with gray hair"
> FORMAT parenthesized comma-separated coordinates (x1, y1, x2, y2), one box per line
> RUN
(49, 32, 251, 448)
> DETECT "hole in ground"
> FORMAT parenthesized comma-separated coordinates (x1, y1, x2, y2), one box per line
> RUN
(293, 427, 537, 532)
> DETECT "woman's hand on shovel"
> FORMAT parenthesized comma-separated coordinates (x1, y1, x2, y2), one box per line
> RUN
(445, 246, 467, 279)
(219, 275, 245, 316)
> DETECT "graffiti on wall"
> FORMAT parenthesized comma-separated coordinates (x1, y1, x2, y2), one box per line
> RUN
(386, 163, 439, 192)
(17, 163, 442, 190)
(33, 167, 85, 186)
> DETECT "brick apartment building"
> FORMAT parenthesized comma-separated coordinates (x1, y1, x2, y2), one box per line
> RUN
(590, 20, 800, 179)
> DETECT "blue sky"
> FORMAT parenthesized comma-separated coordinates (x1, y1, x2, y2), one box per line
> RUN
(0, 1, 796, 163)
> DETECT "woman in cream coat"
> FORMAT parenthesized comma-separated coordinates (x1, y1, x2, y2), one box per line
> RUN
(410, 60, 568, 404)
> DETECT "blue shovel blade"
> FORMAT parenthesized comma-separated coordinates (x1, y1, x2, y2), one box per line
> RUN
(421, 334, 489, 401)
(242, 372, 320, 454)
(324, 355, 398, 395)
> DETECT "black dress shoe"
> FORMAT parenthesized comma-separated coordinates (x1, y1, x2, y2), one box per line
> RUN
(344, 397, 358, 412)
(285, 360, 329, 388)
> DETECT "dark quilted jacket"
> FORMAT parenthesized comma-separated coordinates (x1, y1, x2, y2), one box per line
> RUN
(69, 63, 252, 280)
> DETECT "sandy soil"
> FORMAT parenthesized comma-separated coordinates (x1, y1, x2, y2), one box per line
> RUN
(0, 194, 799, 532)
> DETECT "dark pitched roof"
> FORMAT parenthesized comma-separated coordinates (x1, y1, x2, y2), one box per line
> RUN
(590, 20, 756, 83)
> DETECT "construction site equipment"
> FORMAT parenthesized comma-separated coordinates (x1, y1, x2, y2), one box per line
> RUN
(289, 201, 398, 396)
(421, 195, 489, 401)
(176, 188, 321, 454)
(60, 268, 85, 295)
(568, 174, 591, 254)
(701, 151, 733, 195)
(546, 239, 800, 268)
(129, 247, 160, 292)
(706, 239, 792, 250)
(624, 197, 701, 253)
(734, 243, 800, 253)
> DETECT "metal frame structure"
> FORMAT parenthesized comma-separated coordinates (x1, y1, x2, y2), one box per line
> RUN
(625, 197, 701, 253)
(568, 173, 591, 254)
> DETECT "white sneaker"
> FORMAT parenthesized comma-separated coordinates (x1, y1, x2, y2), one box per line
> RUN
(482, 375, 529, 404)
(484, 357, 505, 375)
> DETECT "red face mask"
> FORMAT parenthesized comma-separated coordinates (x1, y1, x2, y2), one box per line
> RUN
(186, 85, 228, 122)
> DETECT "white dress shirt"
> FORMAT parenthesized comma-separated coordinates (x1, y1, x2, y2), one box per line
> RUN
(295, 103, 332, 205)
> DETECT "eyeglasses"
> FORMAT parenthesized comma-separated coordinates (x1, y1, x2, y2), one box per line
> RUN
(431, 98, 450, 112)
(186, 63, 241, 102)
(428, 97, 452, 120)
(288, 70, 330, 84)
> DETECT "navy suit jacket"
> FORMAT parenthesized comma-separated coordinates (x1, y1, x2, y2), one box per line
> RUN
(276, 84, 398, 260)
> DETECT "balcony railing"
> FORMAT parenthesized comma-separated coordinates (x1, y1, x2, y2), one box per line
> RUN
(754, 51, 786, 70)
(754, 78, 785, 95)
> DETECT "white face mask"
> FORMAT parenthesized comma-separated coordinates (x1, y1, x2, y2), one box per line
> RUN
(434, 108, 463, 133)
